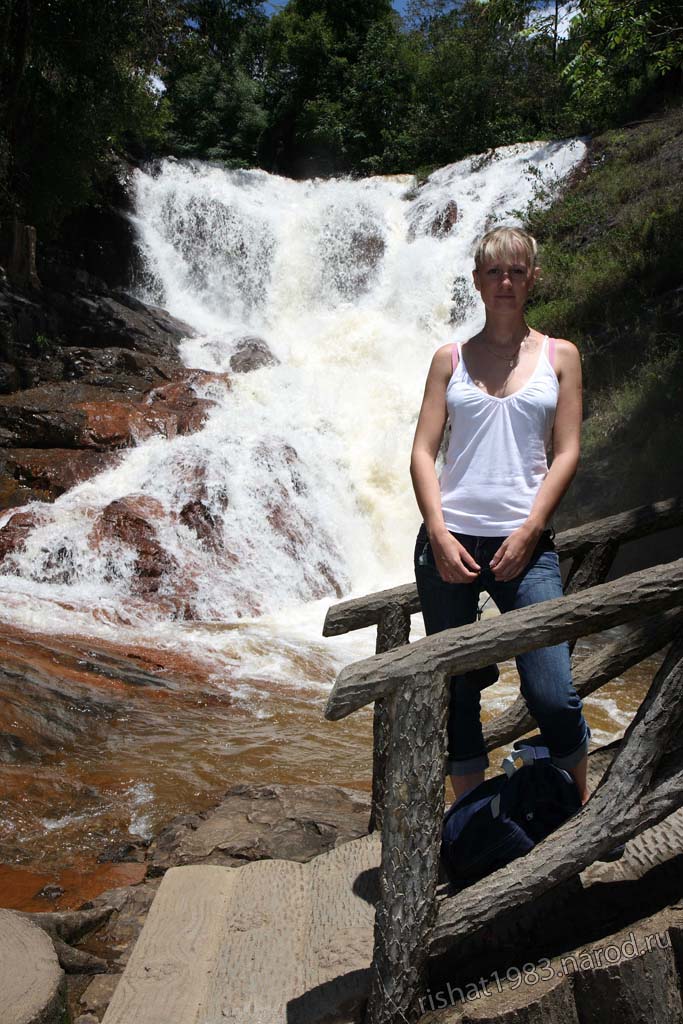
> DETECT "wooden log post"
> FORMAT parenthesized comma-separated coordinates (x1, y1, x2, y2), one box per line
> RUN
(564, 539, 620, 595)
(431, 634, 683, 958)
(563, 538, 620, 653)
(370, 603, 412, 834)
(365, 669, 449, 1024)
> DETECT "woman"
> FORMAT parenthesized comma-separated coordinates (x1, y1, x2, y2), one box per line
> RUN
(410, 226, 590, 806)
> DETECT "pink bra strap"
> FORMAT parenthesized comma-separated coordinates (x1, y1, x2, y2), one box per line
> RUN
(451, 342, 460, 374)
(548, 337, 556, 369)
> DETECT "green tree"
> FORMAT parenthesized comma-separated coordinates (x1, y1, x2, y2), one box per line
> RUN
(161, 0, 268, 165)
(0, 0, 178, 232)
(563, 0, 683, 129)
(261, 0, 396, 174)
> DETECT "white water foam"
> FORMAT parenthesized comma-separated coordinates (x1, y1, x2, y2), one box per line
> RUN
(0, 140, 586, 681)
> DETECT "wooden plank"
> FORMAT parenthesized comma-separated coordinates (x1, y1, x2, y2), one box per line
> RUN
(326, 557, 683, 720)
(322, 498, 683, 637)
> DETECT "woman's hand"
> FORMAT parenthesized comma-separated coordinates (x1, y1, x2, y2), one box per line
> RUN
(489, 524, 542, 581)
(430, 530, 481, 583)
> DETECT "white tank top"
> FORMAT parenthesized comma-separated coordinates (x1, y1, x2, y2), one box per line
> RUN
(439, 335, 559, 536)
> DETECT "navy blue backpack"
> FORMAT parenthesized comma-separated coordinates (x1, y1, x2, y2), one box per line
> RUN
(440, 738, 582, 888)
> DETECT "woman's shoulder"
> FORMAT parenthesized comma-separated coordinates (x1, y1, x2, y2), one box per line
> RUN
(547, 337, 581, 383)
(550, 337, 580, 366)
(431, 342, 458, 376)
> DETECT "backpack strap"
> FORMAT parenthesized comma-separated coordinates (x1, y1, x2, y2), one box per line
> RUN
(502, 744, 551, 777)
(451, 342, 460, 375)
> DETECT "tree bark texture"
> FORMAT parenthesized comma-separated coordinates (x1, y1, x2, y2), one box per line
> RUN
(564, 539, 620, 595)
(326, 557, 683, 720)
(365, 670, 449, 1024)
(370, 603, 412, 834)
(9, 218, 40, 289)
(483, 607, 683, 752)
(431, 634, 683, 958)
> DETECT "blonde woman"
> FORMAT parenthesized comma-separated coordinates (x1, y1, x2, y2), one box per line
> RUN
(410, 226, 589, 805)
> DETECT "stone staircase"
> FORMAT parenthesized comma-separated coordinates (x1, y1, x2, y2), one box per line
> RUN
(95, 751, 683, 1024)
(101, 832, 381, 1024)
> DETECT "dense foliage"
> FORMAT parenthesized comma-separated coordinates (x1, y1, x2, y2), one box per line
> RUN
(0, 0, 682, 232)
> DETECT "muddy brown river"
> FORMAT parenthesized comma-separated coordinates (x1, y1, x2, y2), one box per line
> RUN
(0, 617, 656, 914)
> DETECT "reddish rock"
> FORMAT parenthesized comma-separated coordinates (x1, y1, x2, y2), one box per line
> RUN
(0, 509, 42, 564)
(141, 369, 231, 437)
(3, 449, 122, 502)
(431, 199, 459, 238)
(179, 500, 224, 552)
(91, 496, 177, 594)
(75, 400, 162, 448)
(0, 372, 228, 450)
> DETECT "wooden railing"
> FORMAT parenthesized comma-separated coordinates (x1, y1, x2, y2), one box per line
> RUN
(322, 497, 683, 1024)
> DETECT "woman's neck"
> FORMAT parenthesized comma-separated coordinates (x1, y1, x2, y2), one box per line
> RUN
(478, 315, 530, 349)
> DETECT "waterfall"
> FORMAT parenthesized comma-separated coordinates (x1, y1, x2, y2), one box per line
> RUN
(0, 140, 586, 674)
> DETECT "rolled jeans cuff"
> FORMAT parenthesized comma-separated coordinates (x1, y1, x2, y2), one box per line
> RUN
(550, 728, 591, 771)
(445, 752, 489, 777)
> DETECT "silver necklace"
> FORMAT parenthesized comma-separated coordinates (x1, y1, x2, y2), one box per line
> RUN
(479, 328, 530, 368)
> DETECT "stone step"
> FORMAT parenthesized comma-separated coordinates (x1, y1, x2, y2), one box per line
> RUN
(101, 832, 381, 1024)
(100, 744, 683, 1024)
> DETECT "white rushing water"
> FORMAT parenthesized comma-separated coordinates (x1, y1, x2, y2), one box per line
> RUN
(0, 139, 586, 685)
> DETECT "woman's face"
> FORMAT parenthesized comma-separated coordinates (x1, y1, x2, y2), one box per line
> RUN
(472, 247, 539, 313)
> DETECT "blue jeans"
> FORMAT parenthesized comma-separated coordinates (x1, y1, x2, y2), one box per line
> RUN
(414, 524, 590, 777)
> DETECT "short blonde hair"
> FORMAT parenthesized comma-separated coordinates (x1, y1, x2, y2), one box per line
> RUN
(474, 226, 538, 271)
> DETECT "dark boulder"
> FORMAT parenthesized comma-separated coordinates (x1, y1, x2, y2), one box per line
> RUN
(229, 336, 279, 374)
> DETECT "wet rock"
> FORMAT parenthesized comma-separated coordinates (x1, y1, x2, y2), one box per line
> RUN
(0, 374, 223, 450)
(141, 369, 229, 436)
(179, 499, 225, 551)
(0, 361, 20, 393)
(79, 974, 121, 1018)
(48, 290, 194, 358)
(91, 496, 177, 594)
(62, 346, 180, 392)
(0, 508, 42, 564)
(229, 335, 279, 373)
(0, 730, 36, 764)
(348, 229, 386, 294)
(431, 200, 459, 238)
(35, 884, 65, 901)
(2, 448, 122, 503)
(97, 836, 148, 865)
(146, 782, 371, 875)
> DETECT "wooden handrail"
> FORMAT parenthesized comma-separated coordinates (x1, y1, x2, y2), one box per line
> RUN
(321, 498, 683, 1024)
(322, 497, 683, 637)
(325, 556, 683, 721)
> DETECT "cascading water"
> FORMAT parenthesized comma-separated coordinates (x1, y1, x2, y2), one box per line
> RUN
(0, 139, 587, 638)
(10, 137, 654, 891)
